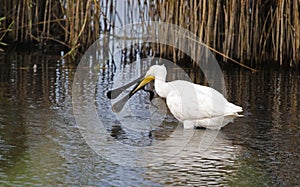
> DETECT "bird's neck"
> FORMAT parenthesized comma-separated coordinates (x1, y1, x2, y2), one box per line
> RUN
(154, 79, 171, 98)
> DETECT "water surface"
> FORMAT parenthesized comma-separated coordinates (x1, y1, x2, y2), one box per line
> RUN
(0, 51, 299, 186)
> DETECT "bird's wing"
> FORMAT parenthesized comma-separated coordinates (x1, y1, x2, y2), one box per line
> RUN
(166, 80, 241, 121)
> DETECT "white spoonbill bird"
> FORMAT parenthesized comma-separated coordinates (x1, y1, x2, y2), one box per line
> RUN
(130, 65, 243, 130)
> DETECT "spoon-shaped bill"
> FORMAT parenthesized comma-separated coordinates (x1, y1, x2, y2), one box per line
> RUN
(111, 75, 155, 113)
(112, 89, 155, 113)
(129, 75, 155, 97)
(112, 93, 130, 113)
(107, 75, 144, 99)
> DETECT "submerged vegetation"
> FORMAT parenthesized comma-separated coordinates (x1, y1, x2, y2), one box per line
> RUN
(0, 0, 299, 68)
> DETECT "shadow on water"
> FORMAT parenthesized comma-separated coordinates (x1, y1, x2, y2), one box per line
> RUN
(0, 50, 299, 186)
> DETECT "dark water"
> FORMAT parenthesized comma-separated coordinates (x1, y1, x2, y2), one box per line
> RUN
(0, 51, 299, 186)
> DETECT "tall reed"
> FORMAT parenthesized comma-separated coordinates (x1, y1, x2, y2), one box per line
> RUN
(147, 0, 300, 68)
(0, 0, 299, 67)
(1, 0, 109, 58)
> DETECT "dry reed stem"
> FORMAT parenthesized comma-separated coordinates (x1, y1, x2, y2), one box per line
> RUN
(0, 0, 299, 67)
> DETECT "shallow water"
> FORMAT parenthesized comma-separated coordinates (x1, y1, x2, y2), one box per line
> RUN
(0, 51, 299, 186)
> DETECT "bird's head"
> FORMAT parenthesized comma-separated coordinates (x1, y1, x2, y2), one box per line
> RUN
(145, 65, 167, 80)
(129, 65, 167, 96)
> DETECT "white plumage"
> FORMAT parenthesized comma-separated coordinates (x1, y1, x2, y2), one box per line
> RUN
(131, 65, 243, 129)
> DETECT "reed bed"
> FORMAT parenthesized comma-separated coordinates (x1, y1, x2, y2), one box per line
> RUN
(0, 0, 112, 58)
(148, 0, 300, 68)
(0, 0, 299, 67)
